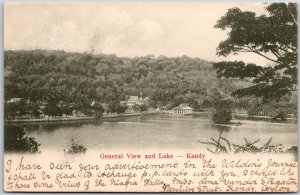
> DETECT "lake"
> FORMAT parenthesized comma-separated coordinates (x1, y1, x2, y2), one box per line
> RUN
(4, 114, 298, 153)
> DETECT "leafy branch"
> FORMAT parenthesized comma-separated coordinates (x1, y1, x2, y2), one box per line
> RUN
(199, 131, 295, 154)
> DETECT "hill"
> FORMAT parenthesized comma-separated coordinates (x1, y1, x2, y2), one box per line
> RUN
(4, 50, 249, 116)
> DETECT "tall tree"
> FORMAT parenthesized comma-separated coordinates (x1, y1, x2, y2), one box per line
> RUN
(213, 3, 297, 102)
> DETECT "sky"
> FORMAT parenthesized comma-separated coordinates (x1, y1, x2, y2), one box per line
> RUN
(5, 3, 271, 65)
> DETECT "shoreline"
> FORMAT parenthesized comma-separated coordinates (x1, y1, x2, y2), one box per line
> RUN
(4, 112, 163, 124)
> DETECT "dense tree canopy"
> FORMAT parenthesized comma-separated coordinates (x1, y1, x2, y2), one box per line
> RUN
(4, 46, 297, 120)
(5, 50, 245, 118)
(213, 3, 297, 102)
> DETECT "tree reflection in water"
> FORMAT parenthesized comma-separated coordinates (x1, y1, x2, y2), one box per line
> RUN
(5, 125, 40, 153)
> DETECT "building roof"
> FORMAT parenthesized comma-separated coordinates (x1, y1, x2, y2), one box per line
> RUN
(172, 104, 193, 110)
(128, 96, 139, 102)
(8, 98, 22, 102)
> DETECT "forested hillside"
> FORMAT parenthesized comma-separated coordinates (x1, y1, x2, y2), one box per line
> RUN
(4, 50, 245, 110)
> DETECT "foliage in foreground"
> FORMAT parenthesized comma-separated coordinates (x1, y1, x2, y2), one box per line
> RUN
(214, 3, 297, 102)
(199, 131, 297, 155)
(5, 126, 40, 153)
(65, 139, 87, 154)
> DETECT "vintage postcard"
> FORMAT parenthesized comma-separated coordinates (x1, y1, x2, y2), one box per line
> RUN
(3, 2, 298, 192)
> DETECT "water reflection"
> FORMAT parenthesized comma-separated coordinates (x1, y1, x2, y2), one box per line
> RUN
(214, 125, 231, 132)
(4, 114, 298, 153)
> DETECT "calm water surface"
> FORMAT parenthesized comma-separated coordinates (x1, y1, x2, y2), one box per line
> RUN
(5, 114, 298, 152)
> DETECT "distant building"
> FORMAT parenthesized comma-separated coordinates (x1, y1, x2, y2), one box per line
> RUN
(172, 104, 193, 114)
(8, 98, 22, 103)
(126, 95, 149, 111)
(127, 95, 150, 106)
(287, 114, 296, 119)
(127, 96, 141, 107)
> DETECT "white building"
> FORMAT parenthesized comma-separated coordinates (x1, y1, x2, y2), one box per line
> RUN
(172, 104, 193, 114)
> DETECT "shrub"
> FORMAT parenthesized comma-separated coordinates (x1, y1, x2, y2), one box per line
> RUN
(212, 110, 232, 124)
(66, 139, 87, 154)
(200, 131, 298, 157)
(5, 126, 40, 153)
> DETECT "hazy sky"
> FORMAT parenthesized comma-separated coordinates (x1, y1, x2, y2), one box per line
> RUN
(5, 3, 270, 65)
